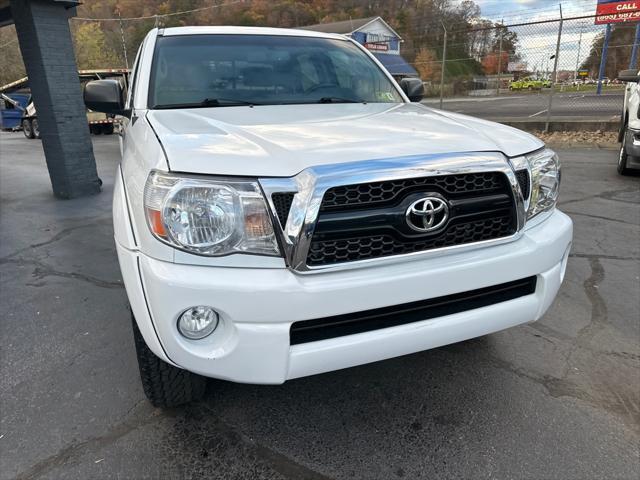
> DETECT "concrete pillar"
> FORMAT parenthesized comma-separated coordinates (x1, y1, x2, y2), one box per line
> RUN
(10, 0, 101, 199)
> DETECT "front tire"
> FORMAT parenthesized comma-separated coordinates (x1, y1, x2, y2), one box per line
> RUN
(32, 119, 41, 139)
(132, 315, 207, 408)
(22, 119, 34, 139)
(618, 130, 640, 175)
(618, 114, 627, 142)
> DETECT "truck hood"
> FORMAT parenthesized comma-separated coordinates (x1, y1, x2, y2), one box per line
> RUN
(146, 103, 544, 177)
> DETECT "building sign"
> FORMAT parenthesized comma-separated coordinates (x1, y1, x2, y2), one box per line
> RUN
(508, 61, 527, 72)
(364, 42, 389, 52)
(595, 0, 640, 24)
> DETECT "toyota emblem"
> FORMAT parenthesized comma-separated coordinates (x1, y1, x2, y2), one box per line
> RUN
(406, 196, 449, 233)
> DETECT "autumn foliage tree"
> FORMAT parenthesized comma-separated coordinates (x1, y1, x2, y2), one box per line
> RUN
(414, 48, 441, 82)
(481, 51, 509, 75)
(0, 0, 523, 86)
(72, 21, 120, 69)
(580, 23, 638, 77)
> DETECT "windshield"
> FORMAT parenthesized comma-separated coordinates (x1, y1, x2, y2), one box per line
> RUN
(149, 34, 404, 108)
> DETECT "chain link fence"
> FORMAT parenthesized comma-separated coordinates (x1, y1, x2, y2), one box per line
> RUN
(2, 5, 638, 132)
(413, 14, 639, 128)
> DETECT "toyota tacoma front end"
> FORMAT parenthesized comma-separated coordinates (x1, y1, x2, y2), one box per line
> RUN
(85, 26, 572, 407)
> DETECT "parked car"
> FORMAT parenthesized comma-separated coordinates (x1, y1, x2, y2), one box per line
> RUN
(85, 26, 572, 408)
(617, 69, 640, 175)
(509, 77, 547, 91)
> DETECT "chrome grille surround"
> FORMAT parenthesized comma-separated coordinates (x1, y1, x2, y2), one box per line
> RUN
(260, 152, 528, 273)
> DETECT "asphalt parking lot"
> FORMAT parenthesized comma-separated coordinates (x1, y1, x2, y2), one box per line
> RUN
(1, 131, 639, 479)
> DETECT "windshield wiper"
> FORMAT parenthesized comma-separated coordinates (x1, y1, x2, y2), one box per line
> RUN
(318, 96, 365, 104)
(201, 98, 262, 107)
(153, 98, 262, 109)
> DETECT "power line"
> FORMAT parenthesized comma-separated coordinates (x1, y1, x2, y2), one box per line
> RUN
(478, 0, 596, 22)
(73, 0, 245, 22)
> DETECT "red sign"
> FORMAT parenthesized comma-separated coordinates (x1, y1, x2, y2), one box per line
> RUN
(364, 42, 389, 52)
(595, 1, 640, 24)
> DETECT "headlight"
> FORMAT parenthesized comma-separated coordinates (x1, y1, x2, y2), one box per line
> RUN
(144, 171, 279, 256)
(526, 148, 561, 219)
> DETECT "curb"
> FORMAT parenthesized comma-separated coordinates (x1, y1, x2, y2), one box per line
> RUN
(495, 119, 619, 133)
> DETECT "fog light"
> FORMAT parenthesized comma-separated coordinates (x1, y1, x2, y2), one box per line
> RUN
(178, 306, 219, 340)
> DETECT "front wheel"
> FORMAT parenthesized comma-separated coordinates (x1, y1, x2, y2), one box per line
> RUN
(22, 119, 34, 139)
(32, 119, 41, 139)
(618, 131, 637, 176)
(132, 315, 207, 408)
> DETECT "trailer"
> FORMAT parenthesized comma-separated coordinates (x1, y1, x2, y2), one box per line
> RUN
(0, 68, 129, 139)
(0, 92, 30, 131)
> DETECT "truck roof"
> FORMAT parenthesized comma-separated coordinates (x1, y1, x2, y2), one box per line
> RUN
(159, 25, 347, 41)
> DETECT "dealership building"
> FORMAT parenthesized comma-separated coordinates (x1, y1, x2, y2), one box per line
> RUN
(301, 16, 418, 79)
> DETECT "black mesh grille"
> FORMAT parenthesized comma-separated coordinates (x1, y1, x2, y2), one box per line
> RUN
(321, 172, 504, 211)
(307, 214, 513, 266)
(515, 169, 530, 200)
(307, 172, 517, 267)
(271, 192, 295, 226)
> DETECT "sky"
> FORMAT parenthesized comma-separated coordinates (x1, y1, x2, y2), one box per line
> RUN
(472, 0, 621, 73)
(475, 0, 597, 22)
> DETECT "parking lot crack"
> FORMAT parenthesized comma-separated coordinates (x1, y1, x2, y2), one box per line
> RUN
(551, 257, 608, 382)
(14, 401, 154, 480)
(486, 354, 598, 404)
(569, 252, 639, 261)
(0, 257, 123, 289)
(563, 210, 638, 226)
(0, 218, 111, 261)
(576, 257, 608, 348)
(198, 404, 334, 480)
(559, 186, 639, 207)
(499, 257, 639, 430)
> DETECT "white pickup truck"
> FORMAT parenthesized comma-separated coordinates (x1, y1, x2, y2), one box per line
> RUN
(618, 69, 640, 175)
(85, 26, 572, 407)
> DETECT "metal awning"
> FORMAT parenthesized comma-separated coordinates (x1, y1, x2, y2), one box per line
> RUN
(373, 53, 418, 77)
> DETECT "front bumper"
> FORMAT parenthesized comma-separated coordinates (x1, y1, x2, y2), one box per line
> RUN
(118, 209, 573, 384)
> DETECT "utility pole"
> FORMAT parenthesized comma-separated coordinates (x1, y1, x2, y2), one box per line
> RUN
(629, 22, 640, 69)
(545, 56, 549, 78)
(496, 19, 504, 96)
(439, 22, 447, 110)
(545, 3, 563, 132)
(597, 23, 612, 95)
(117, 10, 129, 69)
(574, 21, 584, 81)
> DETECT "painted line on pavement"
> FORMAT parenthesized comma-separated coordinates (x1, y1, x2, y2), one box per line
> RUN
(529, 109, 548, 118)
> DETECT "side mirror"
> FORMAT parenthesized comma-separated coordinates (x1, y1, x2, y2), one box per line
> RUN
(399, 77, 425, 102)
(617, 69, 640, 83)
(84, 79, 130, 117)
